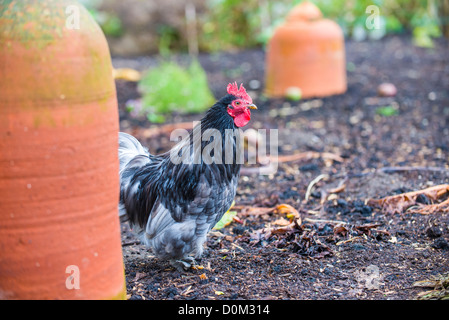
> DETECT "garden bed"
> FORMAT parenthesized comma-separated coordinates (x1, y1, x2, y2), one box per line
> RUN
(115, 35, 449, 300)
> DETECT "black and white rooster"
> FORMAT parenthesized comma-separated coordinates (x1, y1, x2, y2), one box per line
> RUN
(118, 83, 256, 270)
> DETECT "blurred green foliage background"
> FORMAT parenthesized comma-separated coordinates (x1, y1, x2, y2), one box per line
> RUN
(198, 0, 445, 49)
(136, 60, 216, 122)
(83, 0, 448, 53)
(81, 0, 447, 121)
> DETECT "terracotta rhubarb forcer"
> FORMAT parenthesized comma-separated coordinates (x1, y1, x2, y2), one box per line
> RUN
(0, 0, 125, 299)
(265, 1, 347, 98)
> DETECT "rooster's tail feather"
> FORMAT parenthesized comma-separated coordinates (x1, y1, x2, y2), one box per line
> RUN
(118, 132, 149, 173)
(118, 132, 150, 218)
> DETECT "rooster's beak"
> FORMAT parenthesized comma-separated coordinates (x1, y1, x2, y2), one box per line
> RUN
(247, 104, 257, 110)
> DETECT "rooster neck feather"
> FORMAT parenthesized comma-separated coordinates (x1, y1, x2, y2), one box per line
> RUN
(161, 96, 242, 196)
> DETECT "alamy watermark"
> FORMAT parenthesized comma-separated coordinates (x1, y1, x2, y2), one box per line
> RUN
(64, 4, 383, 32)
(365, 5, 381, 30)
(169, 123, 279, 175)
(65, 4, 80, 30)
(65, 265, 80, 290)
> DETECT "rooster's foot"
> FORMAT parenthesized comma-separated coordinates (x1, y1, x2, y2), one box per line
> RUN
(170, 257, 198, 272)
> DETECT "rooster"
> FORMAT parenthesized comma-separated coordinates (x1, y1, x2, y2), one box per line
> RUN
(119, 83, 257, 270)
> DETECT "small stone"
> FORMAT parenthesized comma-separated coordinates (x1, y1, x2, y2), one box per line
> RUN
(361, 205, 373, 216)
(416, 194, 431, 205)
(377, 83, 397, 97)
(249, 79, 261, 90)
(432, 238, 449, 250)
(426, 226, 442, 239)
(428, 92, 436, 101)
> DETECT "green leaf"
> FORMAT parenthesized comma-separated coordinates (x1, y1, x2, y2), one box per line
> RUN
(101, 14, 123, 37)
(376, 105, 399, 117)
(213, 210, 237, 230)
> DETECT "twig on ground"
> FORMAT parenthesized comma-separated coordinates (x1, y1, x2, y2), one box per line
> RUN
(273, 152, 344, 163)
(336, 236, 364, 246)
(303, 218, 348, 225)
(326, 178, 347, 194)
(122, 240, 141, 247)
(304, 174, 329, 203)
(378, 166, 449, 174)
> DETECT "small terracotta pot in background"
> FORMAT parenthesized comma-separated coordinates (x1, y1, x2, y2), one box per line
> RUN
(0, 0, 125, 299)
(265, 1, 347, 99)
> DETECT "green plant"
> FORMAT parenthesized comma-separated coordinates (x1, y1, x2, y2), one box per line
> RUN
(199, 0, 259, 51)
(376, 105, 399, 117)
(157, 25, 182, 56)
(99, 13, 123, 38)
(134, 59, 215, 123)
(385, 0, 441, 47)
(79, 0, 124, 38)
(198, 0, 443, 51)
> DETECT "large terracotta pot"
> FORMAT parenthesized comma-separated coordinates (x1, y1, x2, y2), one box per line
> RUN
(265, 1, 347, 99)
(0, 0, 125, 299)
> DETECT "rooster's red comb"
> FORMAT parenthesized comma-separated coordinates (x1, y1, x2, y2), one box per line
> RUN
(227, 82, 252, 104)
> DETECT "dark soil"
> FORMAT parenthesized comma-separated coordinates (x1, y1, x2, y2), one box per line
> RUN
(114, 36, 449, 300)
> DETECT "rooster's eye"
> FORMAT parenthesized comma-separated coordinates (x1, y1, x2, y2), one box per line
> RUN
(235, 101, 241, 106)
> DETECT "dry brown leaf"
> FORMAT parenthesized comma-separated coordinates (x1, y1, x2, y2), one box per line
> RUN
(113, 68, 141, 81)
(274, 204, 302, 226)
(367, 184, 449, 215)
(273, 217, 292, 226)
(192, 265, 204, 270)
(327, 183, 346, 194)
(274, 204, 299, 218)
(270, 223, 296, 235)
(234, 203, 302, 225)
(333, 225, 349, 237)
(233, 206, 274, 217)
(408, 198, 449, 215)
